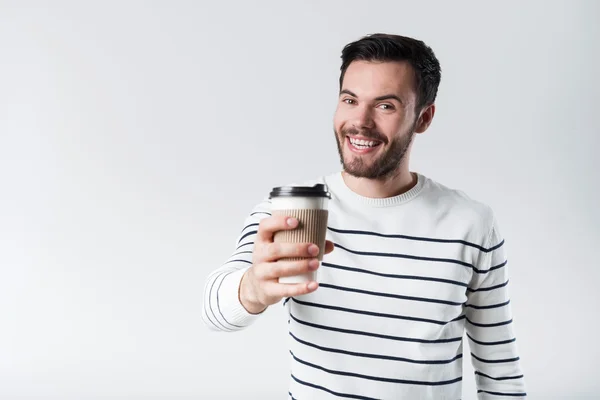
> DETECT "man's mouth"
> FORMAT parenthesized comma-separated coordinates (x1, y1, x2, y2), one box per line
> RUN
(346, 136, 383, 153)
(349, 137, 381, 148)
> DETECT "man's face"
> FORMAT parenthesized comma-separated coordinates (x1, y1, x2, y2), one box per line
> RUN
(333, 60, 420, 180)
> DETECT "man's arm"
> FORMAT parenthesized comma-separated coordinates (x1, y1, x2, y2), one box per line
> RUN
(465, 214, 527, 398)
(201, 198, 272, 332)
(202, 197, 330, 332)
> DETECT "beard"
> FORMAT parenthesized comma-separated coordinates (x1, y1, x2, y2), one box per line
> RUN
(334, 121, 417, 180)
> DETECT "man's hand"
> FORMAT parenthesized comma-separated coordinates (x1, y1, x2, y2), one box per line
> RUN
(239, 215, 334, 314)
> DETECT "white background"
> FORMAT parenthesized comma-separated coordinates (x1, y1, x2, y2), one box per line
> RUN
(1, 1, 598, 399)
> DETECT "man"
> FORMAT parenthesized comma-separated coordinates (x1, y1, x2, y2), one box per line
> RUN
(203, 33, 526, 399)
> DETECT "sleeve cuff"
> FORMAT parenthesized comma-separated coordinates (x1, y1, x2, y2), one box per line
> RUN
(218, 267, 264, 328)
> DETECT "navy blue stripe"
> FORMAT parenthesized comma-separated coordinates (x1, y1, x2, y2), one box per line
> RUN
(207, 270, 235, 331)
(283, 297, 291, 306)
(216, 270, 244, 329)
(290, 351, 462, 386)
(288, 392, 297, 400)
(292, 297, 464, 325)
(333, 242, 475, 269)
(291, 374, 379, 400)
(240, 223, 259, 234)
(290, 331, 463, 365)
(477, 390, 527, 397)
(322, 262, 468, 287)
(467, 333, 516, 346)
(467, 280, 509, 293)
(487, 240, 504, 252)
(465, 299, 510, 310)
(319, 282, 464, 306)
(289, 312, 462, 344)
(236, 242, 254, 250)
(467, 317, 512, 328)
(327, 226, 503, 253)
(250, 211, 271, 217)
(311, 240, 502, 275)
(224, 259, 252, 265)
(475, 371, 524, 381)
(237, 230, 257, 244)
(471, 353, 520, 364)
(474, 260, 507, 274)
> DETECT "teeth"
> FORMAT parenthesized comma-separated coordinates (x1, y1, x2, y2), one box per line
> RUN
(349, 137, 377, 148)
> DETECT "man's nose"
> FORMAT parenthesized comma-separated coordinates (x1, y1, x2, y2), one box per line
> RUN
(352, 105, 375, 130)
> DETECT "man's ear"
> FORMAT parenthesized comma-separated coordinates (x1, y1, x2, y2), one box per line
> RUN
(415, 104, 435, 134)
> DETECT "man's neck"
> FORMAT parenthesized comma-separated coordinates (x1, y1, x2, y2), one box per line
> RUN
(341, 168, 418, 199)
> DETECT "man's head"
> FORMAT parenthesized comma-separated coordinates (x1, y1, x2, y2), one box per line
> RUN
(333, 33, 441, 180)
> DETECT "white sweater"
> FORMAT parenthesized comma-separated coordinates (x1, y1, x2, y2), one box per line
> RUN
(202, 171, 526, 399)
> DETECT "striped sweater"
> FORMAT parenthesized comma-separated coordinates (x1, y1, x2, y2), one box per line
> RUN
(202, 171, 527, 399)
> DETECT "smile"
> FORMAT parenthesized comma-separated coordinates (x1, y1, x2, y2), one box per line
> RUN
(346, 136, 383, 154)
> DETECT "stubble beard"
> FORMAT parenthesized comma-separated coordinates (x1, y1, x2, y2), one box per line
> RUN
(335, 122, 417, 180)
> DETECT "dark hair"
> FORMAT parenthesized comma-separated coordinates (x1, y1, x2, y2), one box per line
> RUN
(339, 33, 441, 111)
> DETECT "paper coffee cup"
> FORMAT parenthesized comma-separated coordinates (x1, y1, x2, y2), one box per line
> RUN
(269, 183, 331, 284)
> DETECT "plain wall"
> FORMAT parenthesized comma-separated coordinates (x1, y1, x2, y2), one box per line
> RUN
(1, 1, 598, 399)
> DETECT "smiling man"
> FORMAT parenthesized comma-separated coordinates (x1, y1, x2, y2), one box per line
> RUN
(334, 57, 433, 197)
(203, 33, 527, 399)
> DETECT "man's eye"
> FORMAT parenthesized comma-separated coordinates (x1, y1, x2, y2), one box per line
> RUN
(343, 98, 356, 105)
(378, 104, 394, 110)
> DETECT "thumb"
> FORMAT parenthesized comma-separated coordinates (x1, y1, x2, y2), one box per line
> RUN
(324, 240, 334, 254)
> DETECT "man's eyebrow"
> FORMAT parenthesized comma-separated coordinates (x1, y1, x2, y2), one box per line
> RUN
(339, 89, 357, 97)
(339, 89, 404, 105)
(374, 94, 404, 105)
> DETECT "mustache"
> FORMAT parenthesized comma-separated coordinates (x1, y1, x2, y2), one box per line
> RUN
(341, 127, 387, 144)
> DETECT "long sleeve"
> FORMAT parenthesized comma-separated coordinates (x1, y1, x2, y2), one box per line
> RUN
(465, 215, 527, 398)
(201, 197, 272, 332)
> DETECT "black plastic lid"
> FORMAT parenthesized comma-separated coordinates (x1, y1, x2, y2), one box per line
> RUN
(269, 183, 331, 198)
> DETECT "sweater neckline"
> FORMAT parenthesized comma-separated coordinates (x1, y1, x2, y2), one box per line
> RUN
(326, 171, 426, 208)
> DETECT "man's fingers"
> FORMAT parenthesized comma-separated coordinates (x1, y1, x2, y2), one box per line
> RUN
(267, 258, 319, 279)
(265, 281, 319, 299)
(257, 215, 298, 243)
(264, 242, 319, 262)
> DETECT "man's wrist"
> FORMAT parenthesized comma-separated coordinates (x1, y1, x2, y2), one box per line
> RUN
(239, 269, 267, 315)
